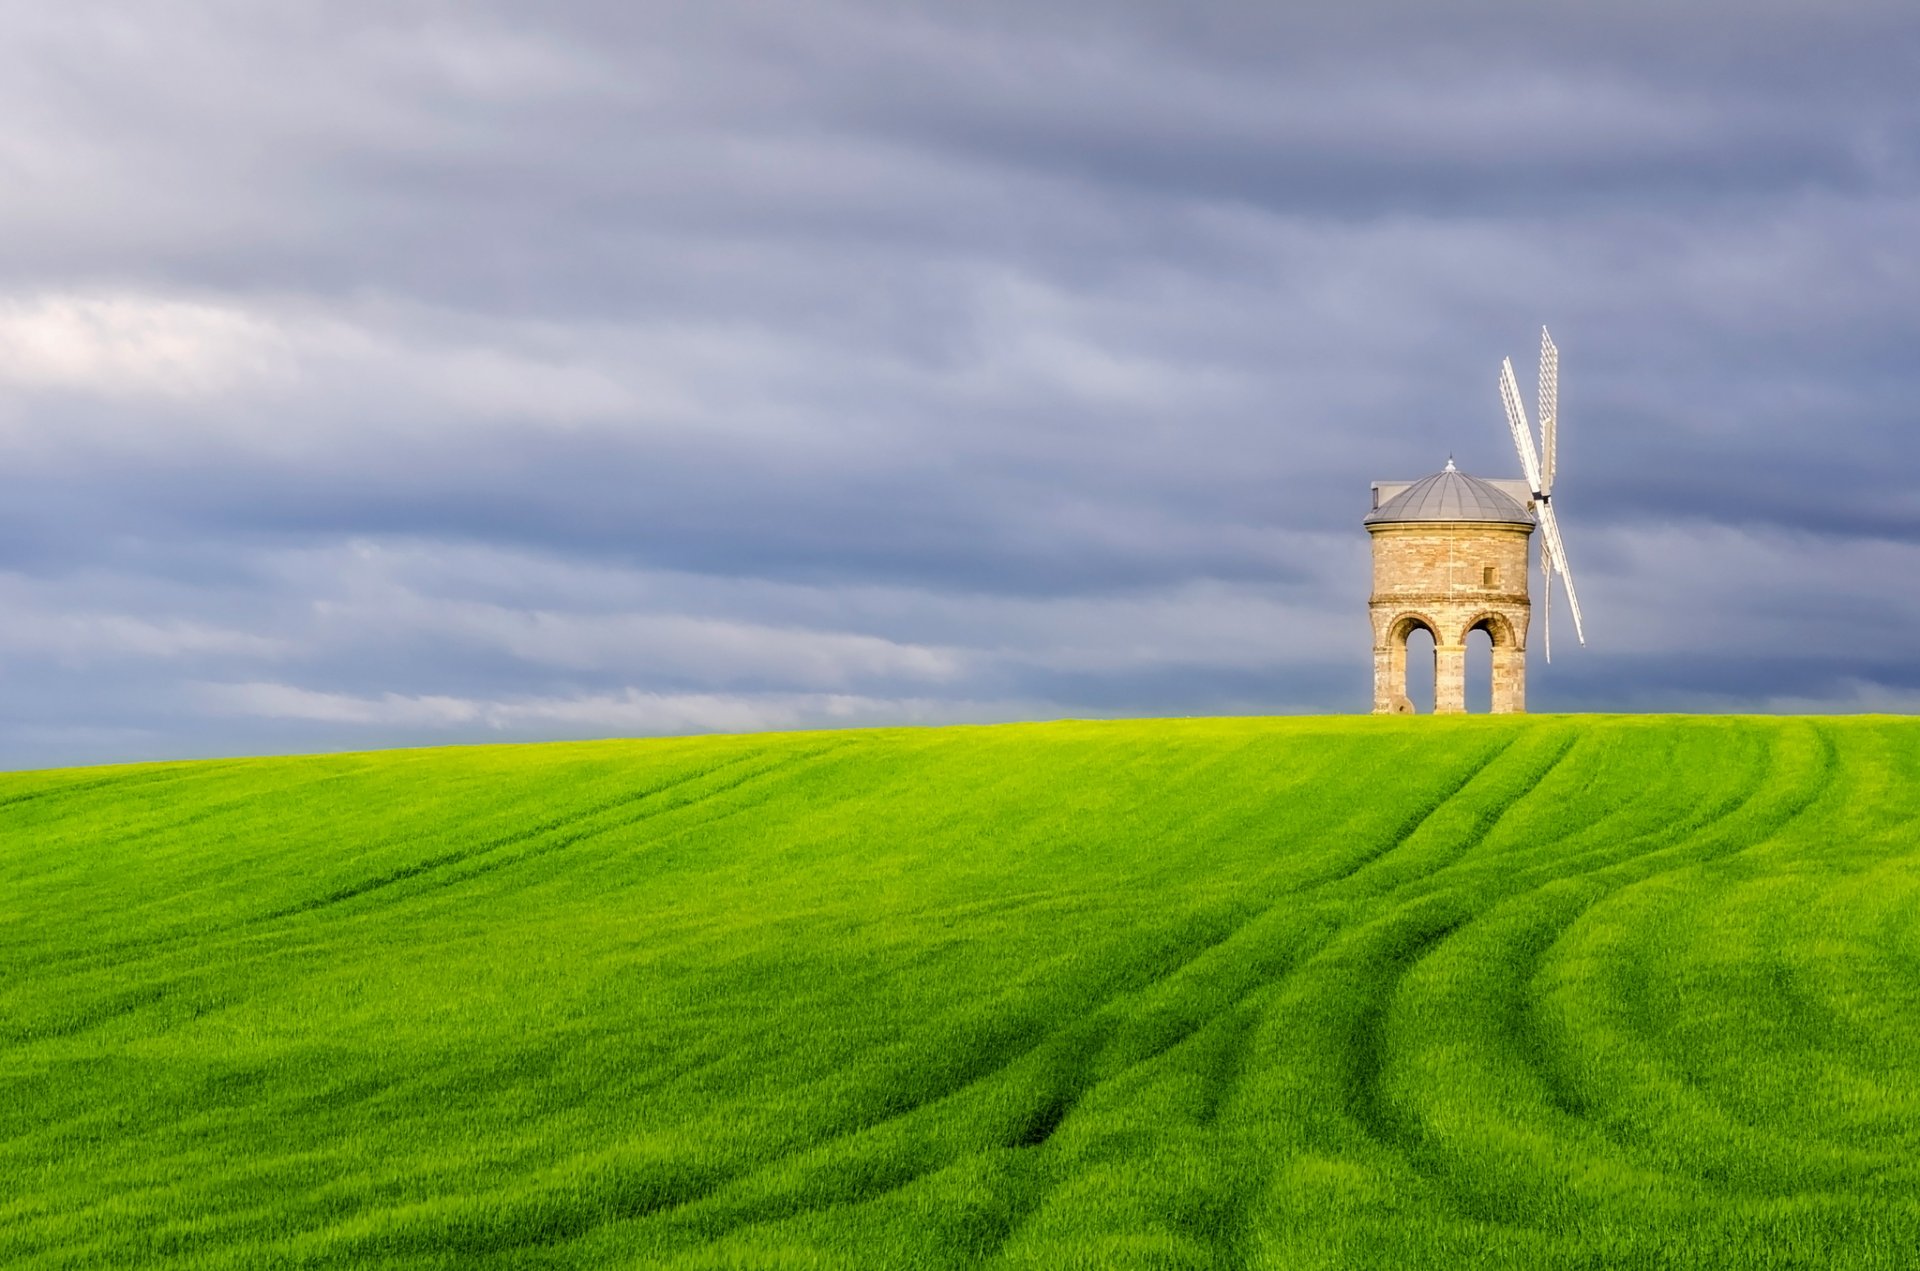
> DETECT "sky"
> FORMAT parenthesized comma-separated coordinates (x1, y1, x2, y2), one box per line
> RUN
(2, 1, 1918, 769)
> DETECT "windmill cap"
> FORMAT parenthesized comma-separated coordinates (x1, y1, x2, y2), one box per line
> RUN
(1365, 465, 1536, 526)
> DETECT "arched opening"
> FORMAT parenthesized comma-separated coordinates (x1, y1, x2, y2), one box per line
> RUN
(1403, 624, 1435, 714)
(1465, 625, 1493, 713)
(1464, 612, 1520, 715)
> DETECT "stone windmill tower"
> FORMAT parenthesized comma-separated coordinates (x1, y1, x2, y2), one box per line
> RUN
(1365, 460, 1535, 713)
(1365, 329, 1588, 715)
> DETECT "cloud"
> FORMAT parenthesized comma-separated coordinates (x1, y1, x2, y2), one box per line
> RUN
(197, 681, 1041, 735)
(0, 1, 1917, 768)
(0, 576, 288, 663)
(0, 293, 289, 400)
(300, 594, 969, 687)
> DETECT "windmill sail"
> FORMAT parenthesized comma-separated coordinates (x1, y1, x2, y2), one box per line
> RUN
(1538, 327, 1558, 496)
(1542, 549, 1553, 662)
(1499, 359, 1543, 491)
(1502, 334, 1585, 657)
(1537, 501, 1586, 644)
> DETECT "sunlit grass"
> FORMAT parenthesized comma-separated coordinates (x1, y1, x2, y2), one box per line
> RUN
(4, 715, 1918, 1267)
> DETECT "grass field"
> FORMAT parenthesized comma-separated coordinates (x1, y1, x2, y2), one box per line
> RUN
(5, 716, 1920, 1268)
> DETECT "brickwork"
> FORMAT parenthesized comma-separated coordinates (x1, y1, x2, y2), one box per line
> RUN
(1367, 522, 1533, 713)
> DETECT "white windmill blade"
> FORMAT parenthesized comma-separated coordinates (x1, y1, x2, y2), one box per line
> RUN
(1536, 502, 1587, 645)
(1541, 540, 1554, 663)
(1540, 516, 1558, 661)
(1538, 327, 1558, 496)
(1499, 357, 1544, 493)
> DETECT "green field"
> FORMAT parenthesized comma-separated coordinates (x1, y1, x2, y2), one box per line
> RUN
(5, 716, 1920, 1269)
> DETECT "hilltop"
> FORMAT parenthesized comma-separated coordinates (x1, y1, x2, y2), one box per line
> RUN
(5, 716, 1919, 1269)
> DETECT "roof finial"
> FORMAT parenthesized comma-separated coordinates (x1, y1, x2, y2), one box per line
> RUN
(1444, 454, 1457, 472)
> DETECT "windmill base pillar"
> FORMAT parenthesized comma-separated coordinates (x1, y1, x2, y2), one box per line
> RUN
(1433, 645, 1467, 714)
(1491, 647, 1526, 714)
(1371, 643, 1406, 714)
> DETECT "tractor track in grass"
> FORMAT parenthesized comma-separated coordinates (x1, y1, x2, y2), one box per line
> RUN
(341, 1013, 1126, 1263)
(0, 760, 245, 817)
(9, 747, 857, 1049)
(1393, 728, 1696, 902)
(1343, 911, 1470, 1149)
(1061, 726, 1580, 1160)
(645, 903, 1307, 1258)
(1313, 729, 1584, 1153)
(881, 726, 1590, 1261)
(1315, 722, 1847, 1226)
(564, 740, 1386, 1246)
(309, 809, 1200, 1254)
(1497, 727, 1794, 1131)
(259, 743, 854, 922)
(698, 921, 1296, 1265)
(550, 848, 1341, 1258)
(2, 785, 397, 982)
(1320, 733, 1524, 886)
(1194, 993, 1273, 1128)
(804, 728, 1588, 1262)
(1549, 726, 1858, 1186)
(1388, 720, 1854, 1219)
(1365, 726, 1785, 1146)
(255, 754, 773, 919)
(318, 900, 1275, 1261)
(589, 916, 1244, 1247)
(1521, 724, 1842, 1157)
(1219, 726, 1783, 1231)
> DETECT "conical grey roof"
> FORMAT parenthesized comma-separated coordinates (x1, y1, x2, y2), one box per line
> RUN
(1365, 461, 1534, 526)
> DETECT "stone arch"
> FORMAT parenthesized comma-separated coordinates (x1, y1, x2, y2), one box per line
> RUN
(1459, 610, 1518, 649)
(1458, 610, 1526, 714)
(1375, 610, 1442, 713)
(1386, 611, 1441, 645)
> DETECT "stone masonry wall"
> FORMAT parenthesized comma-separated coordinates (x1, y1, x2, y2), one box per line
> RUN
(1367, 522, 1533, 714)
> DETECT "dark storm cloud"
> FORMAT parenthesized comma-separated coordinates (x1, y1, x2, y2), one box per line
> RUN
(1, 0, 1917, 767)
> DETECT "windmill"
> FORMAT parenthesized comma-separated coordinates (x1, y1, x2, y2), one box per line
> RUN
(1497, 327, 1586, 662)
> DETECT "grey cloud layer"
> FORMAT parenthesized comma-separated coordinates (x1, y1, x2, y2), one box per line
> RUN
(1, 1, 1915, 767)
